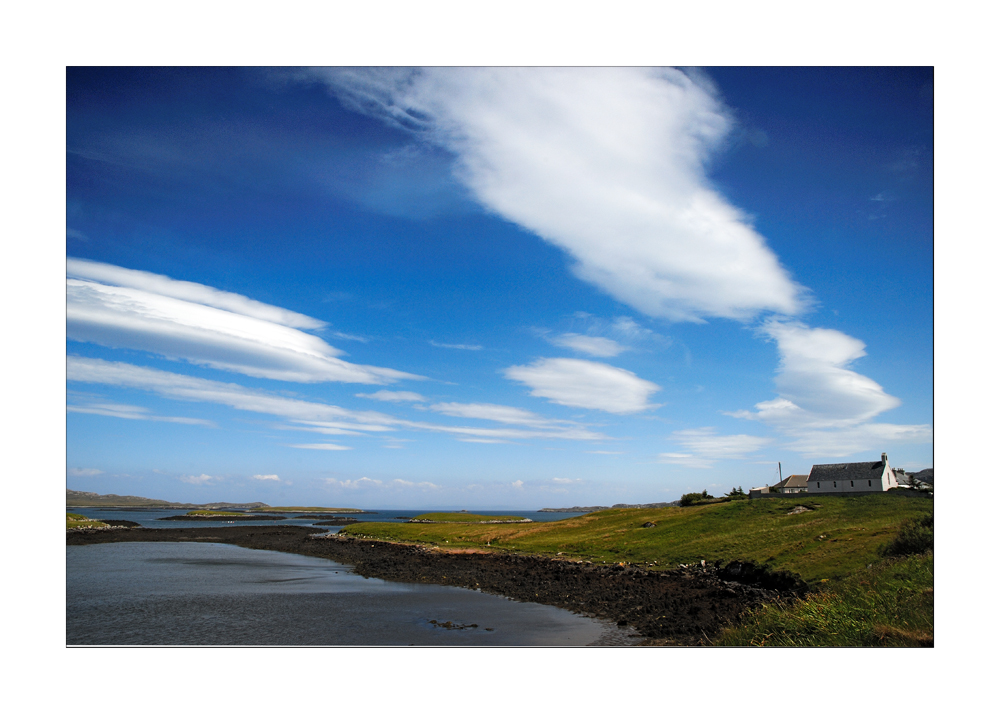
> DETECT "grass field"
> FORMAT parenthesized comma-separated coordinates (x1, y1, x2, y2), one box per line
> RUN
(342, 493, 933, 646)
(409, 512, 531, 523)
(342, 494, 932, 583)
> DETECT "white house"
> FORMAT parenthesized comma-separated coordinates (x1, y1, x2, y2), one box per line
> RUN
(807, 453, 899, 493)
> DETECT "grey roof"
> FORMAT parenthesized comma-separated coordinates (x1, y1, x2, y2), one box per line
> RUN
(783, 475, 810, 488)
(808, 461, 886, 482)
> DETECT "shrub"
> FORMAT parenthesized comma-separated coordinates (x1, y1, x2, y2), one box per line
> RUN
(681, 490, 713, 507)
(878, 513, 933, 558)
(727, 486, 748, 500)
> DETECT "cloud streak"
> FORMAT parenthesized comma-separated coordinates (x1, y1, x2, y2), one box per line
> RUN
(67, 259, 420, 385)
(67, 357, 608, 443)
(312, 67, 807, 322)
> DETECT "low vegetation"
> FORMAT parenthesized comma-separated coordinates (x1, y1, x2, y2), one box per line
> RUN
(341, 493, 932, 646)
(66, 513, 108, 529)
(343, 494, 931, 582)
(716, 552, 933, 646)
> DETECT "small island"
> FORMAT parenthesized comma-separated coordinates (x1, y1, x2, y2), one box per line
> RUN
(158, 510, 288, 521)
(406, 512, 532, 524)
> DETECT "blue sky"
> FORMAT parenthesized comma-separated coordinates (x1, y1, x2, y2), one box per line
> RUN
(66, 67, 933, 509)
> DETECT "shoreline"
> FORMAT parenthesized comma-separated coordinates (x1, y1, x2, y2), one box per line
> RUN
(67, 525, 804, 645)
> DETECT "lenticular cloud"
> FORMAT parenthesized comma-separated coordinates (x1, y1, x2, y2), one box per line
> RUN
(66, 259, 419, 384)
(312, 67, 807, 322)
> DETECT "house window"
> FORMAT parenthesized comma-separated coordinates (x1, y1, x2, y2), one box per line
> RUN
(851, 481, 854, 487)
(834, 481, 837, 487)
(869, 480, 871, 487)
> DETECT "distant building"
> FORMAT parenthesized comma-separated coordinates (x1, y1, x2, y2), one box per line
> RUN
(807, 453, 899, 493)
(773, 474, 809, 493)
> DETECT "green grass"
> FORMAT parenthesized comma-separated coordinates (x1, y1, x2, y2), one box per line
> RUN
(67, 513, 108, 529)
(410, 512, 531, 523)
(715, 552, 933, 646)
(342, 494, 932, 584)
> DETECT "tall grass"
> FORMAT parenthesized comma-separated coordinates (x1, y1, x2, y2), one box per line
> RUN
(715, 553, 933, 646)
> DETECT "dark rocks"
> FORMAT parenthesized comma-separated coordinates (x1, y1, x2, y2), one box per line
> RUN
(642, 522, 657, 528)
(312, 517, 360, 526)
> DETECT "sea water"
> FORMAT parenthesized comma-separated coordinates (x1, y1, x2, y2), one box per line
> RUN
(67, 542, 630, 646)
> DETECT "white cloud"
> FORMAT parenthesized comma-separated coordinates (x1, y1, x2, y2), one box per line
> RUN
(67, 357, 607, 442)
(391, 478, 440, 489)
(670, 427, 771, 459)
(457, 438, 512, 444)
(67, 259, 420, 384)
(68, 467, 103, 476)
(658, 427, 770, 468)
(326, 477, 382, 489)
(356, 390, 426, 402)
(657, 452, 714, 469)
(313, 67, 806, 322)
(289, 443, 353, 451)
(726, 321, 932, 457)
(549, 333, 626, 357)
(428, 402, 564, 427)
(252, 474, 281, 481)
(429, 340, 482, 350)
(504, 357, 660, 414)
(67, 399, 215, 426)
(512, 480, 524, 489)
(552, 477, 575, 484)
(180, 474, 215, 485)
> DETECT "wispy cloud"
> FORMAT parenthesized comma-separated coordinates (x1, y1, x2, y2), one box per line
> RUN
(429, 340, 482, 351)
(68, 357, 607, 443)
(67, 399, 215, 426)
(67, 259, 420, 384)
(68, 467, 103, 476)
(356, 390, 426, 402)
(252, 474, 282, 481)
(180, 474, 215, 485)
(288, 443, 352, 451)
(313, 67, 807, 322)
(548, 333, 627, 357)
(428, 402, 567, 427)
(504, 357, 660, 414)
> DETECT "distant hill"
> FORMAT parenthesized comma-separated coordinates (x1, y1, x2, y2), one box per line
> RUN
(909, 469, 933, 485)
(539, 501, 679, 512)
(66, 489, 269, 510)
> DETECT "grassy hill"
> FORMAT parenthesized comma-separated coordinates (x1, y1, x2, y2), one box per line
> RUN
(66, 489, 269, 509)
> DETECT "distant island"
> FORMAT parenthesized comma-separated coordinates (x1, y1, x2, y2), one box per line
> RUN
(539, 502, 679, 512)
(66, 489, 369, 513)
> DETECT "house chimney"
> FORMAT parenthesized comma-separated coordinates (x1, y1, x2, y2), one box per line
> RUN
(881, 452, 888, 465)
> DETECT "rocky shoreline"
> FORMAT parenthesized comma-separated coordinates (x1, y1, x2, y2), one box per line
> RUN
(157, 515, 287, 521)
(66, 525, 806, 645)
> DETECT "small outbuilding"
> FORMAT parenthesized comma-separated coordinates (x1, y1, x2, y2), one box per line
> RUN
(807, 453, 899, 493)
(773, 474, 809, 493)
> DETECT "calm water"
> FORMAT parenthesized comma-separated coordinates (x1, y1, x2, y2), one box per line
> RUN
(67, 542, 633, 646)
(69, 508, 586, 532)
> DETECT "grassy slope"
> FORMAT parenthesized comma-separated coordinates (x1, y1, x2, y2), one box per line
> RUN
(342, 494, 933, 584)
(715, 552, 933, 646)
